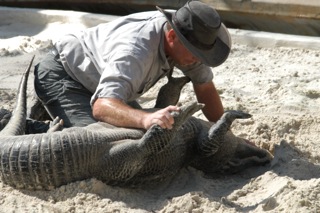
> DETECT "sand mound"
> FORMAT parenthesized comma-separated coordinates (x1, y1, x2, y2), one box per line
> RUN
(0, 7, 319, 212)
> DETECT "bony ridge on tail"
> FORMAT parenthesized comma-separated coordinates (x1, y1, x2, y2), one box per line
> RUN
(0, 56, 273, 190)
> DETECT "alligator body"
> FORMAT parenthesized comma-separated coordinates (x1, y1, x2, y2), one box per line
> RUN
(0, 57, 273, 190)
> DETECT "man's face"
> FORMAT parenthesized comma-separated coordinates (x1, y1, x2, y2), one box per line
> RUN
(166, 29, 200, 66)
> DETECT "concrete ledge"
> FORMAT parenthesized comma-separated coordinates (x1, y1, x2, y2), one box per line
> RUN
(204, 0, 320, 19)
(1, 6, 319, 50)
(1, 0, 320, 18)
(1, 1, 320, 36)
(229, 29, 320, 50)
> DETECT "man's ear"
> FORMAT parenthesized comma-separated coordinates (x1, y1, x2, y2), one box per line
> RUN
(166, 29, 177, 43)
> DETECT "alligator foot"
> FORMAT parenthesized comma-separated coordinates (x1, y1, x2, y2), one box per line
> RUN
(47, 116, 64, 133)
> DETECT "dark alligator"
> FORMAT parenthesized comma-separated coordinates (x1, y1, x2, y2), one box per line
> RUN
(0, 56, 273, 190)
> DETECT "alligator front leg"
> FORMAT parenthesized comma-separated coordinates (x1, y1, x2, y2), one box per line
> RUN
(155, 68, 190, 108)
(97, 102, 204, 185)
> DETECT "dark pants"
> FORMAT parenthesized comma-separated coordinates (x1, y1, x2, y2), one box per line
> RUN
(34, 51, 96, 127)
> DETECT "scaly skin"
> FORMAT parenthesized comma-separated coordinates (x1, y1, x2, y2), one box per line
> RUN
(0, 57, 273, 190)
(155, 68, 190, 108)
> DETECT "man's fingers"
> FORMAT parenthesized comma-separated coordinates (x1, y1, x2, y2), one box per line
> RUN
(164, 111, 174, 126)
(148, 105, 181, 129)
(166, 105, 181, 113)
(152, 114, 172, 129)
(155, 119, 165, 129)
(155, 111, 174, 129)
(161, 106, 179, 129)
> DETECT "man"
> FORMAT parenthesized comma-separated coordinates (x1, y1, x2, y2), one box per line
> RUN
(34, 0, 231, 130)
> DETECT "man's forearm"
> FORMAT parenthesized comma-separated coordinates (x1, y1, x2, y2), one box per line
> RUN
(92, 97, 180, 129)
(193, 82, 224, 122)
(92, 98, 146, 129)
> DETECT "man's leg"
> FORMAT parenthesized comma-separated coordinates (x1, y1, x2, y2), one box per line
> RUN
(34, 51, 96, 127)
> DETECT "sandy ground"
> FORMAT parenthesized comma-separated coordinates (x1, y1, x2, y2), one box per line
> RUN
(1, 6, 320, 213)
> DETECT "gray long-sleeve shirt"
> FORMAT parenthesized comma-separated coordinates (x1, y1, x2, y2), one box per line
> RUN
(55, 10, 213, 105)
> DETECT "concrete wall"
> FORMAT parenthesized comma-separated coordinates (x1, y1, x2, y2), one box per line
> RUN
(0, 0, 319, 36)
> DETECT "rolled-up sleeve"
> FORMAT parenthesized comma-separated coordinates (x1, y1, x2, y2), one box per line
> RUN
(178, 63, 213, 84)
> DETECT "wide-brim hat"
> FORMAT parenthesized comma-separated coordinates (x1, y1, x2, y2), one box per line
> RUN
(157, 0, 231, 67)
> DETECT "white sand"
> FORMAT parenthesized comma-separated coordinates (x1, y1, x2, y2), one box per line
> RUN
(1, 6, 320, 213)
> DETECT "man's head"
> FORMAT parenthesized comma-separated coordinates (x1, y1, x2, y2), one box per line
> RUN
(164, 23, 201, 67)
(158, 0, 231, 67)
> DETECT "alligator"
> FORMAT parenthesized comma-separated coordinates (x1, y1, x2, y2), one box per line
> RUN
(0, 56, 273, 190)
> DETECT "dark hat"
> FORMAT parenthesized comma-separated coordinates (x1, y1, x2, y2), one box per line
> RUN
(157, 0, 231, 67)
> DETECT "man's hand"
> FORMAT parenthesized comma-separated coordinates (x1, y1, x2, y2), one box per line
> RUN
(142, 105, 180, 129)
(92, 98, 180, 130)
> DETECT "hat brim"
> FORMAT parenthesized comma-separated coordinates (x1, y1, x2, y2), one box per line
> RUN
(157, 6, 231, 67)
